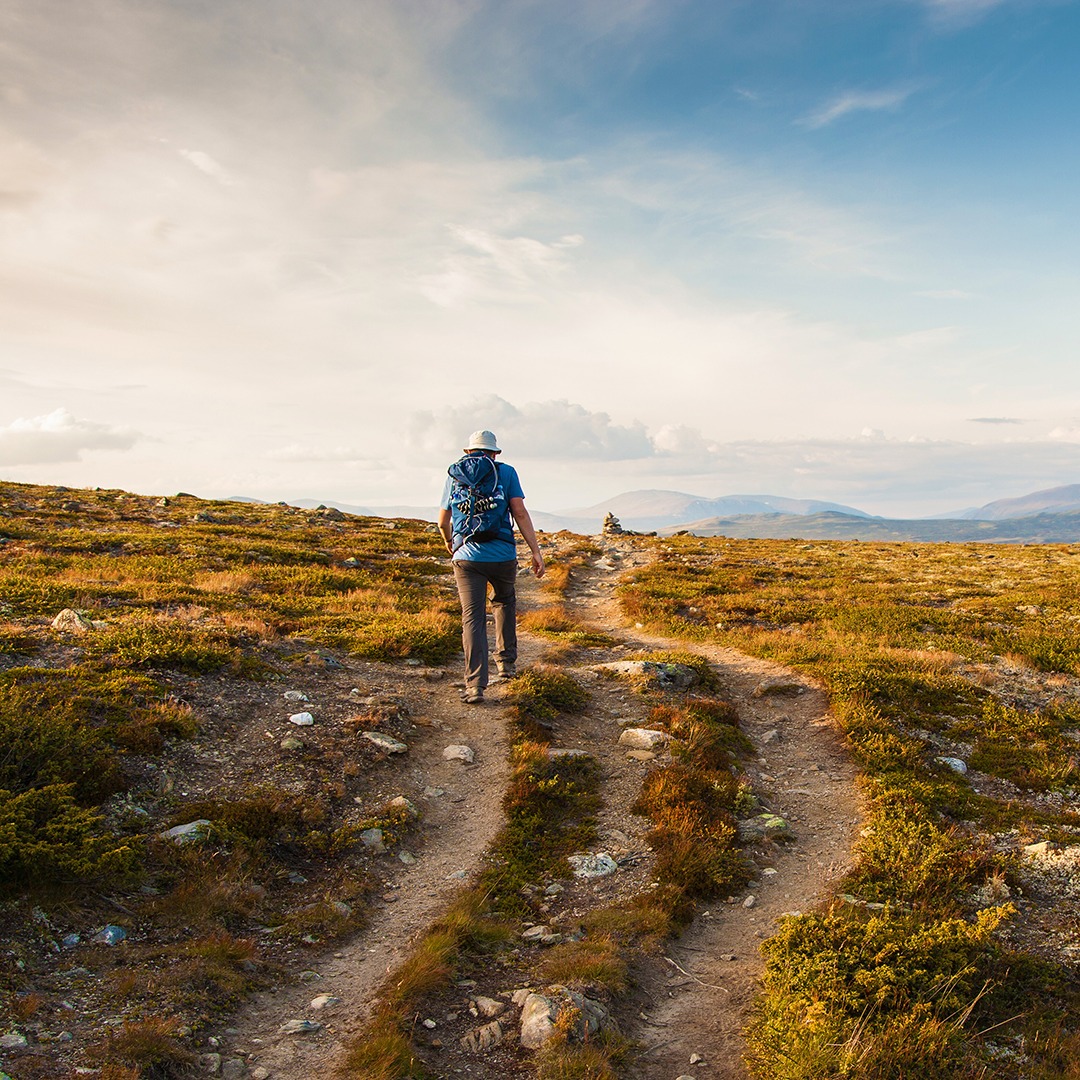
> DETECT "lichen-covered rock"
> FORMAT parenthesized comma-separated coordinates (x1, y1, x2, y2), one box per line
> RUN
(51, 608, 94, 633)
(160, 820, 212, 844)
(737, 813, 792, 842)
(567, 852, 618, 878)
(519, 985, 612, 1049)
(594, 660, 699, 690)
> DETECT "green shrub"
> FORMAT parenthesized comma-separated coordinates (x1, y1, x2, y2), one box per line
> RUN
(0, 784, 136, 889)
(0, 684, 123, 801)
(506, 667, 590, 722)
(86, 617, 237, 671)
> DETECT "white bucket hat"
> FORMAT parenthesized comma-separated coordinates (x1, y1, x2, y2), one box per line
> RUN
(464, 430, 501, 453)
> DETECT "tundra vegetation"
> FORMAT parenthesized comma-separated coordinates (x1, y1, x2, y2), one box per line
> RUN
(0, 481, 455, 1076)
(620, 536, 1080, 1078)
(3, 481, 1079, 1079)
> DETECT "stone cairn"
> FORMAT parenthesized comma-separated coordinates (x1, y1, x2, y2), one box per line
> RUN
(601, 511, 624, 536)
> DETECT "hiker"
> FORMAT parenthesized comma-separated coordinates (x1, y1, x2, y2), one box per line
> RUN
(437, 430, 545, 704)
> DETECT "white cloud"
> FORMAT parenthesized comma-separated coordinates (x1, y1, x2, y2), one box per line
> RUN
(417, 226, 585, 307)
(0, 408, 138, 466)
(802, 87, 919, 129)
(409, 397, 654, 460)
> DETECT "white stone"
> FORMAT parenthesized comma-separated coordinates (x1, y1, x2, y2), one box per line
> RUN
(283, 690, 309, 702)
(443, 744, 475, 763)
(567, 853, 618, 878)
(937, 756, 968, 775)
(1, 1032, 28, 1048)
(363, 731, 408, 753)
(310, 995, 341, 1010)
(288, 712, 315, 726)
(51, 608, 94, 633)
(160, 820, 212, 844)
(617, 728, 669, 751)
(473, 996, 506, 1018)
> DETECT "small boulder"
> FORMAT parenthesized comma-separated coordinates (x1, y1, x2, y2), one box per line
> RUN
(567, 853, 618, 878)
(737, 813, 792, 842)
(289, 712, 315, 726)
(387, 796, 419, 818)
(460, 1020, 504, 1052)
(936, 756, 968, 775)
(51, 608, 94, 633)
(360, 828, 386, 854)
(519, 986, 611, 1050)
(617, 728, 669, 751)
(593, 660, 699, 690)
(160, 820, 212, 845)
(310, 994, 341, 1010)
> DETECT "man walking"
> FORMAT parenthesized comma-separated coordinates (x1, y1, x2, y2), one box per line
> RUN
(437, 430, 545, 704)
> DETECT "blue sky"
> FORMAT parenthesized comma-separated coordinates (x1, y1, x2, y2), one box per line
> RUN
(1, 0, 1078, 516)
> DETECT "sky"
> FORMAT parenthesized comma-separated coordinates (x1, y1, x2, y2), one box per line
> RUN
(2, 0, 1079, 517)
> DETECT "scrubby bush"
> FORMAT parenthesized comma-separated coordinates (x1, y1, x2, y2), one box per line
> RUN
(0, 785, 136, 889)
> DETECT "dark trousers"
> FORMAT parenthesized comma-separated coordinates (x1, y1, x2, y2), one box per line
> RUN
(453, 559, 518, 690)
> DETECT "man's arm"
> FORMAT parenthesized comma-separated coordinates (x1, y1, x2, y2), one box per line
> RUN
(437, 508, 454, 555)
(509, 497, 545, 578)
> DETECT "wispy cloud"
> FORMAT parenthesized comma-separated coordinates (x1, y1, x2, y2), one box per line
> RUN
(919, 0, 1010, 27)
(177, 149, 239, 188)
(968, 416, 1026, 425)
(0, 408, 138, 466)
(802, 86, 920, 129)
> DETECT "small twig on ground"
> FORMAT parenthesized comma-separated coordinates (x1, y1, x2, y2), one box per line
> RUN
(664, 955, 729, 993)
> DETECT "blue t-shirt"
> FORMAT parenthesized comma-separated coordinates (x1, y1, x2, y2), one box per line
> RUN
(441, 459, 524, 562)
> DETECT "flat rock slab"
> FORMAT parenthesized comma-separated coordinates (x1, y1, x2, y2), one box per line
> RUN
(364, 731, 409, 753)
(443, 744, 475, 763)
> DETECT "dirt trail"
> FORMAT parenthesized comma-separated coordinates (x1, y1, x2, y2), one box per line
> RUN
(222, 639, 546, 1079)
(223, 537, 860, 1080)
(553, 538, 862, 1080)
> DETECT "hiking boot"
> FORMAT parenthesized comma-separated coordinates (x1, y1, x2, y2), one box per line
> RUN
(464, 687, 484, 704)
(496, 663, 517, 681)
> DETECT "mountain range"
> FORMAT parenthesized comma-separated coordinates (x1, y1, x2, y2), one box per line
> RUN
(232, 482, 1080, 543)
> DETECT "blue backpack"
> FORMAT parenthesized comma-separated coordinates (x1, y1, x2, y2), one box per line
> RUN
(447, 454, 515, 551)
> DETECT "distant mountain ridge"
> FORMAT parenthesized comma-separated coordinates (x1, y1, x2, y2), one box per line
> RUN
(559, 490, 871, 533)
(227, 480, 1080, 543)
(953, 483, 1080, 521)
(664, 510, 1080, 544)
